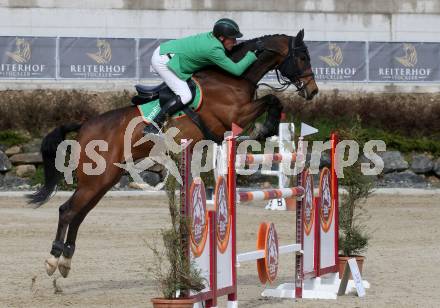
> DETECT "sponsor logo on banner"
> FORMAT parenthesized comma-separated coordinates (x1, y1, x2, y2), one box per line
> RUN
(59, 37, 135, 79)
(6, 38, 31, 63)
(395, 43, 418, 67)
(379, 43, 431, 81)
(0, 38, 53, 78)
(87, 39, 112, 64)
(71, 39, 126, 78)
(266, 223, 279, 283)
(303, 171, 315, 235)
(313, 43, 358, 80)
(189, 178, 208, 257)
(215, 176, 230, 253)
(309, 41, 366, 81)
(369, 42, 439, 81)
(319, 43, 344, 66)
(319, 168, 333, 233)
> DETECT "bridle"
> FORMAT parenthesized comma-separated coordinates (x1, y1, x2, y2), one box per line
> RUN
(254, 37, 315, 93)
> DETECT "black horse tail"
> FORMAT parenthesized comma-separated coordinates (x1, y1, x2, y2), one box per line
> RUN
(27, 123, 82, 207)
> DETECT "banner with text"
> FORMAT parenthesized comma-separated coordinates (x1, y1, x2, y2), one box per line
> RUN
(138, 38, 167, 79)
(59, 38, 136, 79)
(0, 37, 56, 79)
(1, 36, 440, 83)
(308, 41, 367, 81)
(369, 42, 440, 82)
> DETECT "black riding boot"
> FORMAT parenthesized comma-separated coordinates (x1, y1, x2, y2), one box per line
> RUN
(144, 95, 185, 135)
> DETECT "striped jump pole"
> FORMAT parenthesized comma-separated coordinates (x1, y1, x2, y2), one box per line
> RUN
(236, 153, 297, 165)
(233, 123, 296, 210)
(238, 187, 305, 202)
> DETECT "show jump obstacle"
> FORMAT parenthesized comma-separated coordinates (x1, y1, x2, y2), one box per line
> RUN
(181, 129, 357, 308)
(237, 122, 296, 210)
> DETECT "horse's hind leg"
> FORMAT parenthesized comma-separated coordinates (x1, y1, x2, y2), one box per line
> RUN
(45, 189, 100, 277)
(57, 210, 89, 277)
(57, 170, 122, 277)
(57, 191, 104, 278)
(45, 196, 77, 276)
(57, 215, 82, 278)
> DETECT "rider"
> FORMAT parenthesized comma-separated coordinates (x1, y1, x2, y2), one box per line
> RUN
(145, 18, 259, 134)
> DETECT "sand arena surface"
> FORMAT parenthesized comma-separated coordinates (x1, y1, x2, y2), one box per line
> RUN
(0, 194, 439, 307)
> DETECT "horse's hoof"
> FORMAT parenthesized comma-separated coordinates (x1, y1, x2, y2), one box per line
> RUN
(45, 256, 59, 276)
(58, 256, 71, 278)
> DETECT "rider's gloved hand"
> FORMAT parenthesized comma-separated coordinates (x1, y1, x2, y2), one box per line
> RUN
(254, 40, 265, 56)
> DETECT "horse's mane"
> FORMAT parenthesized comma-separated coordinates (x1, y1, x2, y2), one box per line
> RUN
(233, 34, 289, 51)
(229, 34, 290, 61)
(195, 34, 290, 77)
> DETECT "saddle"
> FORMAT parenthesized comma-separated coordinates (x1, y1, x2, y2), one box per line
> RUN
(132, 79, 197, 107)
(131, 80, 223, 143)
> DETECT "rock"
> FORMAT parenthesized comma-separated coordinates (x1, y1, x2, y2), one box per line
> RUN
(380, 170, 428, 188)
(427, 175, 440, 185)
(147, 163, 165, 173)
(118, 175, 130, 189)
(15, 164, 36, 178)
(9, 152, 43, 165)
(433, 158, 440, 177)
(410, 154, 433, 174)
(0, 151, 12, 172)
(17, 184, 31, 190)
(379, 151, 409, 173)
(1, 173, 30, 188)
(140, 170, 162, 186)
(262, 181, 272, 189)
(0, 144, 6, 152)
(22, 139, 42, 153)
(127, 171, 163, 189)
(128, 182, 143, 190)
(32, 183, 42, 190)
(5, 146, 21, 156)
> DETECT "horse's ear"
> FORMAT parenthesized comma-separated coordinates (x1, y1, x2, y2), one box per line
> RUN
(295, 29, 304, 45)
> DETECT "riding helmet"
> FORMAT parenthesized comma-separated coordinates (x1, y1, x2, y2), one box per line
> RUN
(213, 18, 243, 39)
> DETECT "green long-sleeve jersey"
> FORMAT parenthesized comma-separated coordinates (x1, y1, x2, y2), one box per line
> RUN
(160, 32, 257, 80)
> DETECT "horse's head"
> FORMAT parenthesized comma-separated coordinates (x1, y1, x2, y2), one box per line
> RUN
(277, 30, 318, 100)
(230, 31, 318, 100)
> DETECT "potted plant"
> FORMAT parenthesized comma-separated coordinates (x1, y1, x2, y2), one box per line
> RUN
(337, 122, 374, 278)
(148, 166, 205, 307)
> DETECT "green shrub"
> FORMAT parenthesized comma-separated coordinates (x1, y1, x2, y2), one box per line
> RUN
(30, 165, 45, 186)
(337, 120, 373, 256)
(280, 90, 440, 141)
(0, 130, 30, 147)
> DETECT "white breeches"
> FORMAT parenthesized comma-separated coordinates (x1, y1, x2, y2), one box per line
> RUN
(151, 46, 193, 104)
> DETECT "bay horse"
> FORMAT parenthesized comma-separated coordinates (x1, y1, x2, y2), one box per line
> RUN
(28, 30, 318, 278)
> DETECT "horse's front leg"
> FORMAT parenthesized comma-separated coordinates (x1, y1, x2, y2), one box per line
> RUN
(250, 94, 283, 140)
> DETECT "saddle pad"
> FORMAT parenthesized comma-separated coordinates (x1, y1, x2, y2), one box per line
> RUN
(137, 78, 203, 124)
